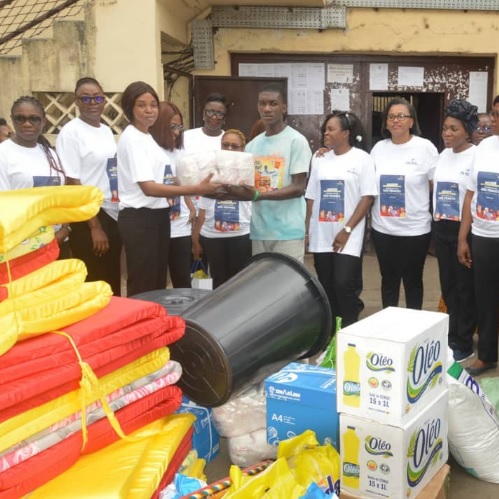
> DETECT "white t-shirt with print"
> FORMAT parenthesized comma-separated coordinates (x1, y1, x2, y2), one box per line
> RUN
(432, 145, 476, 222)
(56, 117, 119, 220)
(0, 140, 64, 190)
(371, 136, 438, 236)
(117, 125, 169, 210)
(163, 148, 192, 238)
(198, 196, 251, 239)
(183, 127, 223, 153)
(467, 135, 499, 238)
(305, 147, 377, 257)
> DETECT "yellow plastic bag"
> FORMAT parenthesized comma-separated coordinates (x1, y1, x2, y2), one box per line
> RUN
(224, 430, 340, 498)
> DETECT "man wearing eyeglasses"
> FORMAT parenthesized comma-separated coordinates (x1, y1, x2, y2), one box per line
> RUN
(0, 118, 13, 143)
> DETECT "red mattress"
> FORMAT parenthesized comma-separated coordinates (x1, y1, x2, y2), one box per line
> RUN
(0, 297, 185, 422)
(0, 385, 183, 498)
(0, 239, 59, 285)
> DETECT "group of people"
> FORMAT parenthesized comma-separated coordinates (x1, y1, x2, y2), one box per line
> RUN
(1, 78, 498, 376)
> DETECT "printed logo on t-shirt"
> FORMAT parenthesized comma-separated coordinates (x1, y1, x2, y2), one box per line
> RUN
(32, 176, 61, 187)
(254, 156, 285, 192)
(380, 174, 406, 217)
(319, 180, 345, 222)
(214, 200, 240, 232)
(477, 171, 499, 222)
(164, 164, 180, 220)
(435, 181, 460, 221)
(107, 157, 119, 202)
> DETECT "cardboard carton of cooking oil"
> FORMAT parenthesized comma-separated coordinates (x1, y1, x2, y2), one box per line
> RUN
(337, 307, 448, 426)
(340, 390, 448, 499)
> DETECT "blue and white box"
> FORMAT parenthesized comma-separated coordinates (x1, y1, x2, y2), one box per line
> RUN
(265, 362, 339, 449)
(176, 396, 220, 463)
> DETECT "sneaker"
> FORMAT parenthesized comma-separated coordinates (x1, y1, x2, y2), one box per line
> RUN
(453, 349, 474, 363)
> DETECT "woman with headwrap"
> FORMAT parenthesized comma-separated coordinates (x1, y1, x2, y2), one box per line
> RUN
(458, 94, 499, 376)
(433, 99, 478, 363)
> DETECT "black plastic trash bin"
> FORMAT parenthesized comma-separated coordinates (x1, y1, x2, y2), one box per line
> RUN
(169, 252, 332, 407)
(130, 288, 212, 316)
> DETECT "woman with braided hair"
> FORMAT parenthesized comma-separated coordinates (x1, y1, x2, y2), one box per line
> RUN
(0, 95, 71, 258)
(433, 99, 478, 363)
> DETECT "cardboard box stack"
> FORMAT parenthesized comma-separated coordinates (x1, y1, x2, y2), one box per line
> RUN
(337, 307, 449, 498)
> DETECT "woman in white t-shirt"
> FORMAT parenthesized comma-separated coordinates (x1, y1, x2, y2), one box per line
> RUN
(117, 81, 221, 297)
(371, 97, 438, 310)
(56, 77, 122, 295)
(458, 94, 499, 376)
(192, 129, 252, 289)
(433, 99, 478, 363)
(0, 95, 70, 258)
(305, 112, 377, 327)
(149, 101, 195, 288)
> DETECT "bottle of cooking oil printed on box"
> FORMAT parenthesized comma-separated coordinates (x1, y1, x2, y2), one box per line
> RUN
(342, 425, 360, 489)
(343, 343, 361, 407)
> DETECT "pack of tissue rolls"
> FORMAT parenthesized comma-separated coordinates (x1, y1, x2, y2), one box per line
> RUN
(176, 150, 255, 186)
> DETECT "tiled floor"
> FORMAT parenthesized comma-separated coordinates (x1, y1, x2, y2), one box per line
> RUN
(205, 253, 499, 497)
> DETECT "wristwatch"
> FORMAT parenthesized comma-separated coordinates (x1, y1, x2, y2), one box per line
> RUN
(344, 226, 352, 234)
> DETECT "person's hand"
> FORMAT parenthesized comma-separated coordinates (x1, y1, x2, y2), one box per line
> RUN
(55, 225, 70, 246)
(332, 228, 350, 252)
(91, 226, 110, 256)
(305, 234, 311, 254)
(221, 182, 255, 201)
(315, 147, 329, 158)
(457, 240, 472, 268)
(192, 239, 203, 260)
(199, 173, 223, 196)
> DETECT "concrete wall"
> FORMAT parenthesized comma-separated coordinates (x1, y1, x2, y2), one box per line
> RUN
(202, 8, 499, 88)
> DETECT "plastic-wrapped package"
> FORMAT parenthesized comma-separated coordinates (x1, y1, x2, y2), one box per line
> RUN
(176, 151, 219, 185)
(227, 428, 278, 467)
(212, 383, 266, 438)
(176, 150, 254, 186)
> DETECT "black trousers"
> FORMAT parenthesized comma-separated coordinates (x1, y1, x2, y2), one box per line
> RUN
(472, 234, 499, 363)
(69, 210, 122, 295)
(372, 229, 431, 310)
(200, 234, 252, 289)
(118, 207, 170, 297)
(434, 221, 476, 352)
(169, 235, 192, 288)
(313, 252, 362, 328)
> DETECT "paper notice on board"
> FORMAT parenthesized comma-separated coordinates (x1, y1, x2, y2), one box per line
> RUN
(330, 88, 350, 111)
(369, 63, 388, 91)
(469, 71, 488, 112)
(398, 66, 424, 87)
(327, 64, 354, 84)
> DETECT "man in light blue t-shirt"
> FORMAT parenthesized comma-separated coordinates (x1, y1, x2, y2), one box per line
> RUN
(225, 83, 311, 262)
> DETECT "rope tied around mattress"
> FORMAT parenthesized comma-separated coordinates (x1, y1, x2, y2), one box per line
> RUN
(52, 330, 147, 450)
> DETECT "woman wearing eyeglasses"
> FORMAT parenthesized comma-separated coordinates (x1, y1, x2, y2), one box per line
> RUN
(149, 101, 195, 288)
(457, 95, 499, 376)
(0, 95, 70, 257)
(305, 112, 376, 327)
(183, 93, 227, 153)
(370, 97, 439, 310)
(192, 129, 253, 289)
(56, 77, 122, 295)
(471, 113, 493, 146)
(433, 99, 478, 363)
